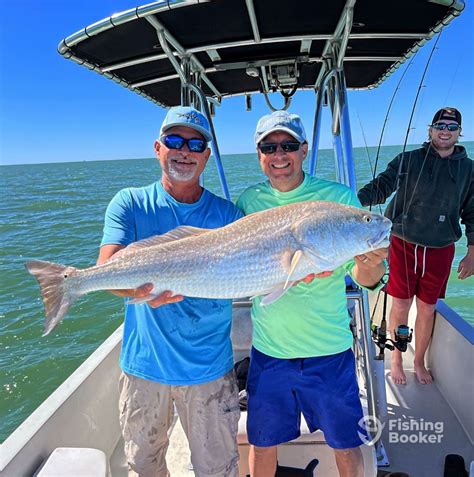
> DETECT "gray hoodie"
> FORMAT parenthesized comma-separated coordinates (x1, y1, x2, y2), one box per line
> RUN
(357, 143, 473, 247)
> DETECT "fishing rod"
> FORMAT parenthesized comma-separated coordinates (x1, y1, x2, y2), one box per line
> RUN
(366, 55, 416, 358)
(371, 32, 443, 359)
(367, 54, 416, 212)
(393, 31, 443, 221)
(396, 33, 444, 300)
(355, 111, 383, 215)
(402, 40, 464, 218)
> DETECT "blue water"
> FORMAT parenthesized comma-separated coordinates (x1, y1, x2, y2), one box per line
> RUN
(1, 143, 472, 442)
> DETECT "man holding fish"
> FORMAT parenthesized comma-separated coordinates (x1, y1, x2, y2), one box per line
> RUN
(97, 106, 242, 477)
(27, 108, 391, 477)
(237, 111, 388, 477)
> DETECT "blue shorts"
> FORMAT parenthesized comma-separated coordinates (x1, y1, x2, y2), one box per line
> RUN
(246, 347, 366, 449)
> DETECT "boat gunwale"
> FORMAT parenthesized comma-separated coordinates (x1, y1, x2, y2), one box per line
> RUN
(436, 299, 474, 345)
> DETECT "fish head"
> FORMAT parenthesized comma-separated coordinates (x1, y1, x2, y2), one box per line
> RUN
(293, 203, 392, 267)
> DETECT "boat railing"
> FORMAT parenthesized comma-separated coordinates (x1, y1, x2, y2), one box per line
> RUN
(347, 288, 389, 465)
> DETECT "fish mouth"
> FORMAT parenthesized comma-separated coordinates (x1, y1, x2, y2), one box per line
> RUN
(367, 224, 391, 249)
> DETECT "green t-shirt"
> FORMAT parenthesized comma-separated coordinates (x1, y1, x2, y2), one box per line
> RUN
(236, 173, 367, 358)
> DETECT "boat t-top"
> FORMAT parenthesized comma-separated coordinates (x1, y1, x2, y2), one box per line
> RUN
(1, 1, 472, 476)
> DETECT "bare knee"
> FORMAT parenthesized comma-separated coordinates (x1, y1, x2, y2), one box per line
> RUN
(334, 447, 363, 477)
(391, 297, 413, 315)
(249, 445, 277, 477)
(250, 445, 276, 461)
(415, 298, 436, 318)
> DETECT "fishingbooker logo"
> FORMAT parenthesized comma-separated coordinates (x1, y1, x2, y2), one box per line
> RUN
(358, 416, 444, 445)
(358, 415, 385, 446)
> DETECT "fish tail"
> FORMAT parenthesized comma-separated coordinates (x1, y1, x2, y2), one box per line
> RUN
(25, 259, 80, 336)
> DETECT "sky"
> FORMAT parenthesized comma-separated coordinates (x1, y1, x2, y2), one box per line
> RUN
(0, 1, 473, 165)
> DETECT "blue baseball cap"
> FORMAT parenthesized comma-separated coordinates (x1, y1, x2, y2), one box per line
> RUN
(255, 110, 307, 144)
(160, 106, 212, 142)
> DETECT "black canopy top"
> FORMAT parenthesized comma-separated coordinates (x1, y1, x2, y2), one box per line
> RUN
(59, 0, 464, 107)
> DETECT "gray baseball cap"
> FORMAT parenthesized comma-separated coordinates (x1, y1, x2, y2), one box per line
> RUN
(254, 110, 307, 144)
(160, 106, 212, 141)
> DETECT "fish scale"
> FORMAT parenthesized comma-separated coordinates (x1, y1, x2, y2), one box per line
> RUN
(26, 201, 392, 335)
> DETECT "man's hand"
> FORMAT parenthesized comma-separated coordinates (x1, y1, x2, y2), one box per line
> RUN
(98, 245, 184, 307)
(301, 271, 333, 284)
(355, 248, 388, 268)
(111, 283, 184, 308)
(353, 248, 388, 288)
(294, 271, 333, 286)
(458, 246, 474, 280)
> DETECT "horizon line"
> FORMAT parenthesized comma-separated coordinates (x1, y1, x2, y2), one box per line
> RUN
(2, 140, 473, 167)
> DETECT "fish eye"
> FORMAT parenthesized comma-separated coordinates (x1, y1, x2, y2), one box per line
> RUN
(362, 215, 372, 223)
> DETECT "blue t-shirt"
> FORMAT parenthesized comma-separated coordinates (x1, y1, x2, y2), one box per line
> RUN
(101, 181, 243, 385)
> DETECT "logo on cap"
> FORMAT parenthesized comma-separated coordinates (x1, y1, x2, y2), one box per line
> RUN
(176, 111, 205, 126)
(432, 107, 462, 125)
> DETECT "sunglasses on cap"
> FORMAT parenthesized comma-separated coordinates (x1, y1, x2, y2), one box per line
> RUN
(258, 141, 302, 154)
(431, 123, 461, 132)
(161, 134, 208, 153)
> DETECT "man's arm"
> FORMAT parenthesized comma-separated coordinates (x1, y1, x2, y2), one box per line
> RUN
(97, 244, 184, 307)
(459, 169, 474, 280)
(357, 155, 402, 207)
(458, 245, 474, 280)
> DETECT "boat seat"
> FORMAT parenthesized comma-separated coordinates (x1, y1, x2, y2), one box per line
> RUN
(237, 411, 326, 445)
(34, 447, 107, 477)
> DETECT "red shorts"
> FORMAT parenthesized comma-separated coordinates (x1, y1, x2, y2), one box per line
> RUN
(386, 235, 455, 305)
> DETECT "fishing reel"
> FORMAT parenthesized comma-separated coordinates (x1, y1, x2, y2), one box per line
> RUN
(371, 322, 413, 359)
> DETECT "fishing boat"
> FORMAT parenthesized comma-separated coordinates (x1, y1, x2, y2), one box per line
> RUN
(1, 1, 472, 476)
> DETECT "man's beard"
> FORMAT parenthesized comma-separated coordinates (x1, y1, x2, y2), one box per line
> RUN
(167, 156, 198, 182)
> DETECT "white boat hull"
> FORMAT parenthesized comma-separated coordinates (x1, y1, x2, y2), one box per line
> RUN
(1, 298, 472, 476)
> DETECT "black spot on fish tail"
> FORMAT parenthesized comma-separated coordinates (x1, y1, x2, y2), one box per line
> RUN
(25, 259, 80, 336)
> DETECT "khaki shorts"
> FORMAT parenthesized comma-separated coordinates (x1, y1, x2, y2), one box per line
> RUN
(119, 371, 240, 477)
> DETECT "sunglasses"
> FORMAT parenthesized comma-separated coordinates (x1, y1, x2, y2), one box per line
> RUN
(431, 123, 461, 131)
(258, 141, 302, 154)
(161, 134, 208, 153)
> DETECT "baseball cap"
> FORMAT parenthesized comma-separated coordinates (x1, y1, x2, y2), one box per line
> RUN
(254, 110, 307, 144)
(160, 106, 212, 141)
(432, 107, 462, 126)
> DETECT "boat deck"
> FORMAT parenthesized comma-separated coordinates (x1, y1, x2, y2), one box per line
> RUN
(1, 300, 471, 477)
(107, 347, 473, 477)
(108, 305, 473, 477)
(380, 345, 473, 476)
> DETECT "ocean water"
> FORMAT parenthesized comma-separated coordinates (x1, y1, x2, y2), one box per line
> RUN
(1, 143, 472, 442)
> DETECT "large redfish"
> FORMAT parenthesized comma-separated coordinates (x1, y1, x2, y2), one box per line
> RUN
(26, 201, 391, 335)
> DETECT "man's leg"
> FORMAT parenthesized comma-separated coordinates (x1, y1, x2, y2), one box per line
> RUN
(334, 447, 363, 477)
(413, 297, 436, 384)
(118, 372, 174, 477)
(249, 445, 277, 477)
(245, 348, 302, 476)
(296, 350, 365, 477)
(412, 243, 454, 385)
(174, 371, 240, 477)
(389, 297, 413, 385)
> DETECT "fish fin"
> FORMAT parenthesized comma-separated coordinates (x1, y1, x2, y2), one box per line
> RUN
(25, 260, 80, 336)
(283, 250, 303, 289)
(127, 293, 161, 305)
(249, 291, 270, 301)
(260, 283, 295, 306)
(113, 226, 212, 258)
(256, 250, 305, 305)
